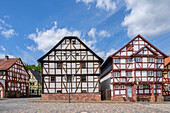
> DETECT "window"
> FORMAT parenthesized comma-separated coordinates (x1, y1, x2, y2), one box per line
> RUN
(115, 85, 119, 89)
(63, 53, 66, 56)
(72, 40, 76, 44)
(67, 77, 72, 82)
(32, 90, 34, 93)
(168, 85, 170, 91)
(121, 78, 126, 82)
(156, 85, 160, 89)
(120, 85, 125, 89)
(57, 90, 62, 93)
(81, 76, 86, 82)
(148, 58, 154, 62)
(57, 63, 61, 69)
(114, 59, 119, 63)
(168, 72, 170, 78)
(126, 72, 131, 77)
(76, 53, 79, 56)
(114, 72, 119, 77)
(51, 76, 55, 83)
(82, 90, 86, 93)
(157, 72, 162, 77)
(136, 58, 141, 62)
(127, 59, 132, 63)
(82, 62, 86, 68)
(158, 59, 163, 63)
(148, 71, 153, 76)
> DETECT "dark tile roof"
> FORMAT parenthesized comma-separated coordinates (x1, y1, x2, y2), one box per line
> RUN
(0, 58, 19, 70)
(28, 69, 41, 83)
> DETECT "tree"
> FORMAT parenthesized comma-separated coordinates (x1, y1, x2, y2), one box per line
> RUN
(24, 63, 41, 73)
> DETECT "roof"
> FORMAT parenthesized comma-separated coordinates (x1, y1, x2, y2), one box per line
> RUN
(28, 69, 41, 83)
(165, 55, 170, 66)
(0, 58, 19, 70)
(111, 34, 168, 58)
(38, 36, 104, 63)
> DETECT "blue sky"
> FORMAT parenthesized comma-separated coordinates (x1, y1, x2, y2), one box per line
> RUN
(0, 0, 170, 64)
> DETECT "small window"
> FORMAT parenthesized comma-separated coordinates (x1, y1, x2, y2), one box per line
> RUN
(126, 72, 131, 77)
(114, 59, 119, 63)
(114, 72, 119, 77)
(72, 40, 76, 44)
(158, 59, 163, 63)
(148, 58, 154, 62)
(156, 85, 160, 89)
(51, 76, 55, 83)
(67, 77, 72, 82)
(115, 85, 119, 89)
(57, 90, 62, 93)
(157, 72, 162, 77)
(82, 62, 86, 68)
(148, 71, 153, 76)
(63, 53, 66, 56)
(57, 63, 61, 69)
(81, 76, 86, 82)
(82, 90, 86, 93)
(120, 85, 125, 89)
(136, 57, 141, 62)
(127, 59, 132, 63)
(76, 53, 79, 56)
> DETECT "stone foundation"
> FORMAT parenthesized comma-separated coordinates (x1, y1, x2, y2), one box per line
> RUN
(111, 96, 124, 101)
(42, 93, 101, 101)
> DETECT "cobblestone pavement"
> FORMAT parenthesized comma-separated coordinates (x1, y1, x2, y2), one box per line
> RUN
(0, 98, 170, 113)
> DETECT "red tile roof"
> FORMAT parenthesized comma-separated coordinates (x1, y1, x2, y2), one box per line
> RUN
(165, 55, 170, 66)
(0, 58, 19, 70)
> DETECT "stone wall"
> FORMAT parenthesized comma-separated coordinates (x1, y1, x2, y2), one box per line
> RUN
(42, 93, 101, 101)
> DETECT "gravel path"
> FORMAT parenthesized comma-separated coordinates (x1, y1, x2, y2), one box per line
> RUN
(0, 98, 170, 113)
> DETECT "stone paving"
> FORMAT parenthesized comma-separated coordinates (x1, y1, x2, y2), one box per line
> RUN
(0, 98, 170, 113)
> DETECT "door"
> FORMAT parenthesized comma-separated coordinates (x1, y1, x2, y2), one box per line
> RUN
(127, 86, 132, 97)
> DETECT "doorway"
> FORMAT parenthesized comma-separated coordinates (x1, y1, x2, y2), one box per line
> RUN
(127, 86, 132, 97)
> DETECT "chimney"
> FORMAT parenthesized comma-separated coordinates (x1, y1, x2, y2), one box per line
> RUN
(5, 55, 9, 60)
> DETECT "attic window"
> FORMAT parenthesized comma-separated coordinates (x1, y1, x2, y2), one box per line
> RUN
(72, 40, 76, 44)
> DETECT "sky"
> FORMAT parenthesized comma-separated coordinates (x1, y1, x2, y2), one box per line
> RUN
(0, 0, 170, 64)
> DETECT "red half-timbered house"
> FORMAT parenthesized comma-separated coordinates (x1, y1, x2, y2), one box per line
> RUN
(163, 55, 170, 100)
(101, 34, 168, 102)
(0, 56, 29, 98)
(38, 36, 103, 101)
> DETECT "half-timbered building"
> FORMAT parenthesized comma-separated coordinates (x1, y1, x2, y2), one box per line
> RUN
(0, 56, 29, 98)
(38, 36, 103, 101)
(163, 55, 170, 100)
(101, 34, 168, 102)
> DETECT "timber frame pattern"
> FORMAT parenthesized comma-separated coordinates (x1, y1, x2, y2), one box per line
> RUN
(0, 57, 29, 98)
(38, 36, 103, 97)
(101, 34, 168, 102)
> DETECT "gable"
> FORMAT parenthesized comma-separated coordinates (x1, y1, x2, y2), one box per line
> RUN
(112, 34, 168, 57)
(38, 36, 103, 62)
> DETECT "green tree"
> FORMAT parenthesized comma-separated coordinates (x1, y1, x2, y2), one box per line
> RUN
(24, 63, 41, 73)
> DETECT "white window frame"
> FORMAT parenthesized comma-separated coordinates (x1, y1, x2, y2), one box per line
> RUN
(148, 71, 153, 76)
(148, 58, 154, 62)
(114, 72, 119, 77)
(158, 59, 163, 63)
(127, 59, 132, 63)
(114, 59, 119, 63)
(136, 57, 141, 62)
(157, 72, 162, 77)
(126, 72, 132, 77)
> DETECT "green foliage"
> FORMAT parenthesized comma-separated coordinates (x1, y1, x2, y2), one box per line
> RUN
(24, 63, 41, 73)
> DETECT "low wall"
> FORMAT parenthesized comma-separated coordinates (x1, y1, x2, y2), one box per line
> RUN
(42, 93, 101, 101)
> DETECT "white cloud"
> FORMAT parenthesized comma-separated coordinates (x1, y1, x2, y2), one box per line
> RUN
(99, 30, 110, 37)
(26, 45, 36, 52)
(122, 0, 170, 37)
(76, 0, 116, 11)
(0, 46, 6, 51)
(28, 22, 81, 52)
(1, 29, 17, 38)
(0, 53, 15, 59)
(88, 27, 96, 38)
(97, 48, 117, 60)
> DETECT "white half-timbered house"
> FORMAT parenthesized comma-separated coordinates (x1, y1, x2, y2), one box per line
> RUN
(101, 34, 168, 102)
(0, 56, 29, 98)
(38, 36, 103, 101)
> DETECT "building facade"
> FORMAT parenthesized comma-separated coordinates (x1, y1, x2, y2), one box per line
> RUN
(163, 55, 170, 100)
(0, 56, 29, 98)
(101, 34, 168, 102)
(38, 36, 103, 101)
(28, 69, 41, 96)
